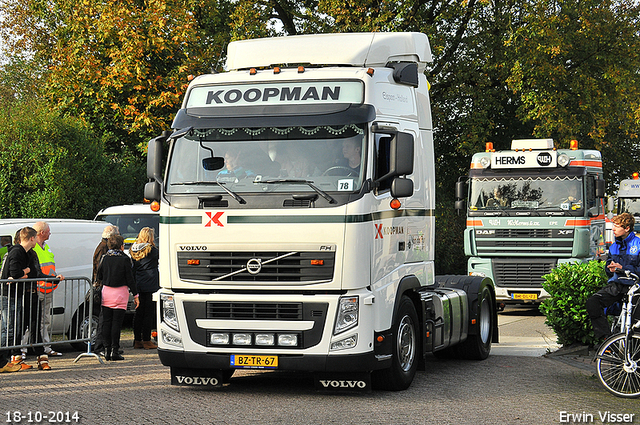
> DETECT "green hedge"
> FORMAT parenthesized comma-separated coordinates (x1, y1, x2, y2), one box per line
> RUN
(0, 100, 146, 219)
(540, 260, 608, 346)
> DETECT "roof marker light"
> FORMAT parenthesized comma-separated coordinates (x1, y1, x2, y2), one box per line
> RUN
(367, 68, 375, 76)
(273, 67, 281, 74)
(298, 66, 305, 73)
(390, 199, 401, 210)
(249, 68, 257, 75)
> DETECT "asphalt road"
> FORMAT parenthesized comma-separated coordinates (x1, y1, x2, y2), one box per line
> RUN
(0, 308, 637, 425)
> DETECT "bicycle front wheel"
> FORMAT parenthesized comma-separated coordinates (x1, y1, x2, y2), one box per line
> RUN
(596, 333, 640, 398)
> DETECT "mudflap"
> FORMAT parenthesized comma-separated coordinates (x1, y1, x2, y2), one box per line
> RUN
(171, 367, 224, 388)
(314, 372, 372, 393)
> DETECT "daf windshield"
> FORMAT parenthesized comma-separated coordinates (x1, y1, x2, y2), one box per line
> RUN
(469, 176, 584, 212)
(166, 125, 366, 194)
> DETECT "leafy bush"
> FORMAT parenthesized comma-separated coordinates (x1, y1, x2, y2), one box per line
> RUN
(0, 100, 146, 219)
(540, 260, 607, 346)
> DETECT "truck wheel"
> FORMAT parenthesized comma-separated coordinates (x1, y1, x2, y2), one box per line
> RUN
(374, 296, 419, 391)
(457, 285, 494, 360)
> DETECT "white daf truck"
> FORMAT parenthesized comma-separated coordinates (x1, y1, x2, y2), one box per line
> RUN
(144, 32, 498, 391)
(610, 174, 640, 239)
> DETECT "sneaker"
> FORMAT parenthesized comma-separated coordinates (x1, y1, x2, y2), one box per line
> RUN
(45, 350, 63, 357)
(10, 355, 33, 371)
(37, 355, 51, 371)
(0, 361, 21, 373)
(19, 362, 33, 371)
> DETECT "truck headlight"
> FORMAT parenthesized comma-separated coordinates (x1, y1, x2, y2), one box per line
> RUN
(161, 293, 179, 332)
(331, 334, 358, 351)
(161, 330, 182, 347)
(334, 296, 359, 335)
(557, 153, 570, 167)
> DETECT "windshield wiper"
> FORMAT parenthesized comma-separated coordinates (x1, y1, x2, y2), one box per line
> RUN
(256, 179, 336, 204)
(171, 181, 246, 204)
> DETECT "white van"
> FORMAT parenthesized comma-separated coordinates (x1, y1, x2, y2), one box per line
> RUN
(0, 219, 107, 349)
(94, 204, 159, 249)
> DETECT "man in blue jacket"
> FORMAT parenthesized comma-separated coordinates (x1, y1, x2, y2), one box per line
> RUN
(587, 212, 640, 340)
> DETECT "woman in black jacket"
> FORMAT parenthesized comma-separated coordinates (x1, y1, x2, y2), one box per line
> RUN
(130, 227, 159, 349)
(97, 234, 139, 360)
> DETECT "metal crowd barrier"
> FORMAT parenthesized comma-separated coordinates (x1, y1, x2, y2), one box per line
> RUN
(0, 276, 102, 364)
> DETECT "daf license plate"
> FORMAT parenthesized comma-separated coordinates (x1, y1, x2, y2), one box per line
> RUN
(230, 355, 278, 369)
(512, 293, 538, 300)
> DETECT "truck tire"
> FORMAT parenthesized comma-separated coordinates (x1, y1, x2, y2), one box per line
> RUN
(374, 296, 419, 391)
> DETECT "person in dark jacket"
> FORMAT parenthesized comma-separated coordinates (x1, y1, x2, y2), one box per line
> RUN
(587, 213, 640, 340)
(91, 225, 119, 355)
(130, 227, 159, 350)
(1, 227, 43, 371)
(97, 234, 139, 361)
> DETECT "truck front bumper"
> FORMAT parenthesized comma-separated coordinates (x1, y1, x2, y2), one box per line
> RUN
(157, 348, 388, 372)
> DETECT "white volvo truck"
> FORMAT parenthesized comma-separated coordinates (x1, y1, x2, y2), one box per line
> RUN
(144, 32, 498, 391)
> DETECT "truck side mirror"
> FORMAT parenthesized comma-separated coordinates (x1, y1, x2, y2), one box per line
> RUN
(390, 177, 413, 198)
(595, 179, 605, 198)
(455, 180, 467, 211)
(607, 197, 614, 216)
(144, 181, 161, 202)
(455, 180, 467, 200)
(372, 128, 414, 182)
(147, 132, 169, 182)
(390, 132, 414, 176)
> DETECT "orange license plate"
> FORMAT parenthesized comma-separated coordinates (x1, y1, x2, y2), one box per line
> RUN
(512, 293, 538, 300)
(230, 355, 278, 369)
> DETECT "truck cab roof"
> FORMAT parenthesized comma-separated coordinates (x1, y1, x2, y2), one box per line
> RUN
(225, 32, 432, 71)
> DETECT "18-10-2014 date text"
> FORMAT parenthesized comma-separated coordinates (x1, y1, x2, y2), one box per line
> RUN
(6, 411, 79, 423)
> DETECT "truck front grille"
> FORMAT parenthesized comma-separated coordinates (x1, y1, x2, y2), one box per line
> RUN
(492, 259, 556, 287)
(177, 251, 335, 282)
(207, 302, 303, 320)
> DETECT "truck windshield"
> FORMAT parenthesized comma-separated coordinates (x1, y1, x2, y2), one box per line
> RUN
(619, 198, 640, 216)
(469, 176, 583, 213)
(95, 213, 160, 248)
(166, 124, 366, 195)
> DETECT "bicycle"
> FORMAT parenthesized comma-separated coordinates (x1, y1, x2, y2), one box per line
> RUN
(595, 271, 640, 398)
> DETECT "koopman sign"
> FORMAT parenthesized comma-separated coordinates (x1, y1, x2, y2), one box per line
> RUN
(186, 81, 364, 108)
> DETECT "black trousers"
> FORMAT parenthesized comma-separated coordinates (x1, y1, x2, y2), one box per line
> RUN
(101, 306, 126, 350)
(133, 292, 155, 341)
(586, 282, 627, 339)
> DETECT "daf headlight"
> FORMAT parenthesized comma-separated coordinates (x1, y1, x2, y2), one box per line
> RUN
(334, 296, 359, 335)
(557, 153, 570, 167)
(479, 157, 491, 169)
(161, 293, 179, 332)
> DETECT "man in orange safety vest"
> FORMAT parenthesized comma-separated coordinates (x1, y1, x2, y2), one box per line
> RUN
(33, 222, 64, 356)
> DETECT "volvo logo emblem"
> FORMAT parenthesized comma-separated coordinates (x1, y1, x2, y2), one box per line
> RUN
(246, 258, 262, 275)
